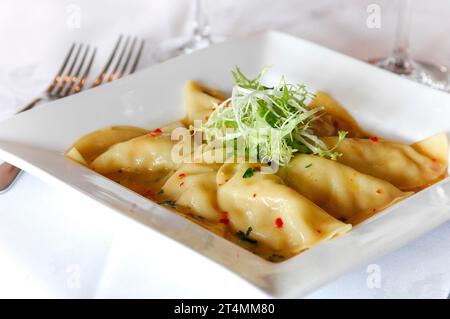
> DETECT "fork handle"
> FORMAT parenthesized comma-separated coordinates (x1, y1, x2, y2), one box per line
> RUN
(18, 97, 43, 113)
(0, 97, 43, 193)
(0, 163, 21, 193)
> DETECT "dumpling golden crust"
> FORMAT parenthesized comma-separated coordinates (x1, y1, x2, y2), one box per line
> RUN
(322, 133, 449, 191)
(161, 163, 223, 222)
(308, 91, 368, 138)
(279, 154, 410, 223)
(217, 163, 351, 255)
(183, 80, 225, 126)
(65, 126, 148, 165)
(91, 134, 177, 174)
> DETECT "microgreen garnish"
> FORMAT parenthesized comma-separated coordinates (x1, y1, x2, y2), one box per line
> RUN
(236, 228, 257, 245)
(242, 168, 254, 178)
(305, 163, 312, 168)
(157, 189, 164, 194)
(195, 66, 347, 166)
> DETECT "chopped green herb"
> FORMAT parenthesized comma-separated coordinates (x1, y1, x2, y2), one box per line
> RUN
(242, 168, 254, 178)
(236, 228, 257, 245)
(305, 163, 312, 168)
(157, 189, 164, 195)
(245, 226, 253, 236)
(159, 200, 176, 208)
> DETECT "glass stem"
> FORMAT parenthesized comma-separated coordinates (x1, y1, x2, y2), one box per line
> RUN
(192, 0, 211, 40)
(391, 0, 414, 74)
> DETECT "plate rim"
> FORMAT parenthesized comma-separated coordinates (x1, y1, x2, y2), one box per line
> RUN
(1, 30, 450, 298)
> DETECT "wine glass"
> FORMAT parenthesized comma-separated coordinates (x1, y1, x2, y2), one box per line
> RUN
(369, 0, 449, 91)
(154, 0, 223, 61)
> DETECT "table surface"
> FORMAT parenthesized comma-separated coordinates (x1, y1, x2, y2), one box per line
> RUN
(1, 0, 450, 298)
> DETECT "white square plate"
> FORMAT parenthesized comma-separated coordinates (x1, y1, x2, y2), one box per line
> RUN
(1, 31, 450, 298)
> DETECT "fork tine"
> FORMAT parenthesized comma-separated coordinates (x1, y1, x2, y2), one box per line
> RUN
(118, 37, 137, 79)
(75, 47, 97, 93)
(107, 36, 131, 82)
(46, 43, 76, 94)
(129, 39, 144, 74)
(91, 35, 123, 88)
(61, 45, 90, 97)
(54, 43, 83, 97)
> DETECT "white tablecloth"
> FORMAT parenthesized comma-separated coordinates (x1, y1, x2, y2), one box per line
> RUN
(1, 0, 450, 298)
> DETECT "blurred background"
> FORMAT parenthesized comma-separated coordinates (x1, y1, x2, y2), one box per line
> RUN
(0, 0, 449, 119)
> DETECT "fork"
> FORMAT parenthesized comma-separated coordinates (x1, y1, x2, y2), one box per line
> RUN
(92, 35, 145, 87)
(0, 35, 145, 193)
(0, 43, 96, 193)
(19, 43, 96, 113)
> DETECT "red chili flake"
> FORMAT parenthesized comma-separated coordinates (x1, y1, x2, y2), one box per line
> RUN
(178, 173, 186, 179)
(431, 158, 437, 162)
(148, 128, 162, 138)
(316, 229, 322, 234)
(254, 166, 261, 172)
(372, 208, 377, 212)
(204, 115, 209, 121)
(370, 136, 379, 142)
(275, 217, 284, 228)
(179, 182, 185, 187)
(333, 121, 339, 129)
(219, 212, 229, 225)
(252, 193, 257, 198)
(376, 189, 383, 194)
(212, 107, 216, 111)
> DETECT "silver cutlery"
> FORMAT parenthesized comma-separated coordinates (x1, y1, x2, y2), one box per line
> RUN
(20, 43, 96, 113)
(0, 35, 144, 193)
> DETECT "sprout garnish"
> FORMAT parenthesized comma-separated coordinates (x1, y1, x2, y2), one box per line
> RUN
(195, 66, 347, 166)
